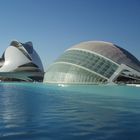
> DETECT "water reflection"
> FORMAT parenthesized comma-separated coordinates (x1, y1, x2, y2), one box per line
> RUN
(0, 83, 140, 140)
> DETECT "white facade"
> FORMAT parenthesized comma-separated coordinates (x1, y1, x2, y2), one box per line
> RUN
(0, 41, 44, 82)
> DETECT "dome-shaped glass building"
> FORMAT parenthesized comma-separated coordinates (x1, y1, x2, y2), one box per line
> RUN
(44, 41, 140, 84)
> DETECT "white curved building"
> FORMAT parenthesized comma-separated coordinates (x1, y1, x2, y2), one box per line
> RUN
(44, 41, 140, 84)
(0, 41, 44, 82)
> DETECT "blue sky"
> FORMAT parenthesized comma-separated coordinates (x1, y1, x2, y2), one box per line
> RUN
(0, 0, 140, 70)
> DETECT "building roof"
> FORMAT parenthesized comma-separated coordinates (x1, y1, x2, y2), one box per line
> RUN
(68, 41, 140, 72)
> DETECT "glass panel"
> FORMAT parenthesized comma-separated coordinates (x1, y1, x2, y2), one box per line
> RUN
(55, 50, 118, 78)
(44, 63, 107, 84)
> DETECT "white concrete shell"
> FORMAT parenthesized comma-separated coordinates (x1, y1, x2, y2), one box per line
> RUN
(0, 41, 44, 82)
(69, 41, 140, 72)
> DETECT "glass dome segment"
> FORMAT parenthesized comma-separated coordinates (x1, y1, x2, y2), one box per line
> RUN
(44, 41, 140, 84)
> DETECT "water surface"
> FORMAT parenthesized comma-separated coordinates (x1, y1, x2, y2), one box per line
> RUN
(0, 83, 140, 140)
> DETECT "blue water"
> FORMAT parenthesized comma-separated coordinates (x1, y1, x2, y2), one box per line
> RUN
(0, 83, 140, 140)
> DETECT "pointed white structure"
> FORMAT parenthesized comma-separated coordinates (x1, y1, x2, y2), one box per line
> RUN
(0, 40, 44, 82)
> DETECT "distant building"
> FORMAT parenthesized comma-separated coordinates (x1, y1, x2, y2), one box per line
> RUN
(44, 41, 140, 84)
(0, 40, 44, 82)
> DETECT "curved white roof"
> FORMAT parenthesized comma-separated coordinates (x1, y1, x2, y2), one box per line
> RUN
(69, 41, 140, 72)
